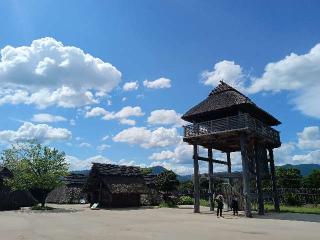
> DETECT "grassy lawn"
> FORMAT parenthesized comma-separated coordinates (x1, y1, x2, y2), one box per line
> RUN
(265, 203, 320, 214)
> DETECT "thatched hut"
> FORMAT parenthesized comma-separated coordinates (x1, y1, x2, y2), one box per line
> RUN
(0, 167, 37, 211)
(46, 173, 88, 204)
(86, 163, 148, 208)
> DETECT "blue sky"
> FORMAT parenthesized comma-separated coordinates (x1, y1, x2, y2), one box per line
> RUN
(0, 0, 320, 174)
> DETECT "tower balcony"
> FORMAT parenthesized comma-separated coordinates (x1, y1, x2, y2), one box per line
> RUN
(183, 113, 281, 151)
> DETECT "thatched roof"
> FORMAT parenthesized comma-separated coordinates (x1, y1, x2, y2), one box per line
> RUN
(63, 173, 87, 187)
(91, 163, 143, 177)
(182, 81, 280, 126)
(107, 183, 147, 194)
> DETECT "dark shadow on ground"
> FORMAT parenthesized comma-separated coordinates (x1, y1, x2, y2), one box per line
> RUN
(254, 212, 320, 223)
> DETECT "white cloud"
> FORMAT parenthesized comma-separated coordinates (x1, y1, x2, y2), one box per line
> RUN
(97, 144, 111, 151)
(101, 135, 109, 141)
(292, 150, 320, 164)
(119, 118, 136, 126)
(0, 122, 71, 143)
(79, 142, 91, 148)
(149, 140, 192, 164)
(108, 106, 144, 119)
(66, 155, 113, 171)
(143, 77, 171, 89)
(148, 109, 186, 127)
(297, 126, 320, 149)
(123, 81, 139, 91)
(201, 60, 245, 90)
(85, 107, 108, 118)
(113, 127, 180, 149)
(31, 113, 67, 123)
(69, 119, 76, 126)
(248, 43, 320, 118)
(0, 37, 121, 108)
(85, 106, 143, 126)
(274, 142, 296, 165)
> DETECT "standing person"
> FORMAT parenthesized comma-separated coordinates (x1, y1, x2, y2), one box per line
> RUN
(215, 194, 224, 217)
(231, 195, 239, 216)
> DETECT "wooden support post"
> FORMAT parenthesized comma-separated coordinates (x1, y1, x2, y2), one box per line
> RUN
(268, 148, 280, 212)
(226, 152, 232, 186)
(227, 152, 231, 174)
(208, 148, 214, 211)
(99, 181, 102, 206)
(193, 144, 200, 213)
(254, 143, 264, 215)
(240, 133, 252, 217)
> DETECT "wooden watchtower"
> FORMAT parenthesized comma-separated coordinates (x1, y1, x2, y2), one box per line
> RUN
(182, 81, 281, 217)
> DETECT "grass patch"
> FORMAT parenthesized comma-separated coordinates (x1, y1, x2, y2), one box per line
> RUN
(265, 204, 320, 214)
(31, 205, 55, 211)
(158, 202, 177, 208)
(200, 199, 209, 207)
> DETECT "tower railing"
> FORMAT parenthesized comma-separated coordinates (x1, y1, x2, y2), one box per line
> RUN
(183, 113, 280, 144)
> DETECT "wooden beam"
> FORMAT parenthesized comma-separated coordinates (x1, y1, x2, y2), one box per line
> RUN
(240, 133, 252, 218)
(268, 148, 280, 212)
(227, 152, 231, 173)
(208, 148, 214, 211)
(254, 143, 265, 215)
(193, 144, 200, 213)
(195, 156, 228, 165)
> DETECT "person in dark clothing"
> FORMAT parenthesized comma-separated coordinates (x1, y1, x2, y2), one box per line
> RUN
(215, 194, 224, 217)
(231, 195, 239, 216)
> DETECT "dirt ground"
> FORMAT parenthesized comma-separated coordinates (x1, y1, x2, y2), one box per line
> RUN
(0, 204, 319, 240)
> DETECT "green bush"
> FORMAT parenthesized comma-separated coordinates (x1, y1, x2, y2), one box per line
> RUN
(178, 196, 194, 205)
(159, 201, 177, 208)
(283, 193, 303, 206)
(200, 199, 209, 207)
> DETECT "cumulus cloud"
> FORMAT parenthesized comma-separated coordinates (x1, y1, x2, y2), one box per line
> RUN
(85, 107, 108, 118)
(201, 60, 245, 90)
(0, 122, 71, 143)
(0, 37, 121, 108)
(297, 126, 320, 149)
(79, 142, 91, 148)
(248, 43, 320, 118)
(143, 78, 171, 89)
(123, 81, 139, 91)
(149, 140, 192, 164)
(274, 142, 296, 165)
(113, 127, 180, 149)
(97, 144, 111, 151)
(101, 135, 109, 141)
(31, 113, 67, 123)
(66, 155, 113, 171)
(292, 150, 320, 164)
(147, 109, 186, 127)
(85, 106, 143, 125)
(202, 44, 320, 118)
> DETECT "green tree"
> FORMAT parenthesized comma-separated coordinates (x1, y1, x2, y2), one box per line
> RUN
(1, 142, 69, 207)
(303, 169, 320, 188)
(276, 168, 302, 188)
(155, 170, 179, 193)
(178, 180, 193, 194)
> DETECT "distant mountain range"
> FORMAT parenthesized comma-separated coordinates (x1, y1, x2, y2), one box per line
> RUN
(71, 163, 320, 181)
(278, 164, 320, 176)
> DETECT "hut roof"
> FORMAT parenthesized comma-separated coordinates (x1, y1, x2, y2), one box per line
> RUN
(91, 163, 143, 177)
(63, 173, 88, 186)
(182, 81, 280, 126)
